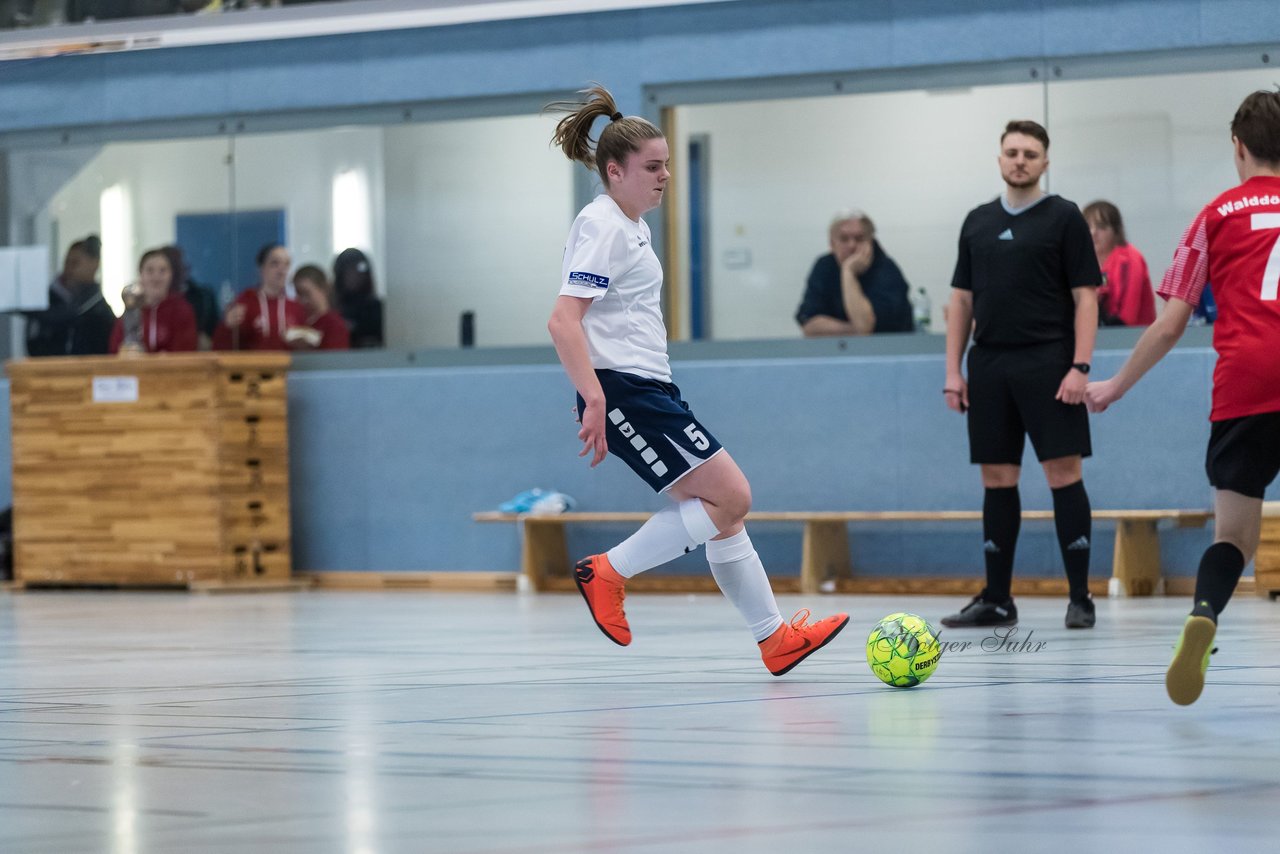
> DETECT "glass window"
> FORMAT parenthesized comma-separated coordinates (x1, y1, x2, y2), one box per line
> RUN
(379, 114, 574, 349)
(670, 81, 1046, 340)
(7, 112, 575, 354)
(9, 133, 232, 323)
(8, 56, 1273, 357)
(1045, 66, 1279, 289)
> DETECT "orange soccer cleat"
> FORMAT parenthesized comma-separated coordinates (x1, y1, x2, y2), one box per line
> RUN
(759, 609, 849, 676)
(573, 554, 631, 646)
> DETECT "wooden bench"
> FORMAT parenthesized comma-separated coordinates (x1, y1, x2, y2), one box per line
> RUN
(1256, 502, 1280, 599)
(473, 509, 1212, 596)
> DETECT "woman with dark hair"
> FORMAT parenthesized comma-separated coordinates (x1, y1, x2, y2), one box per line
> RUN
(291, 265, 350, 351)
(213, 242, 307, 351)
(332, 248, 384, 348)
(109, 248, 198, 354)
(164, 245, 219, 350)
(1083, 200, 1156, 326)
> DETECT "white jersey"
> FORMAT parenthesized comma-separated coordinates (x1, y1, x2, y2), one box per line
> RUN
(559, 194, 671, 382)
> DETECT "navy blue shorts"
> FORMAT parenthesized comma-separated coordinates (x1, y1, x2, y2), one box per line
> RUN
(576, 369, 723, 493)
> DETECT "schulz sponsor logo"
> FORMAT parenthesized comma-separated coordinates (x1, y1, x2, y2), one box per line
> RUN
(569, 271, 610, 289)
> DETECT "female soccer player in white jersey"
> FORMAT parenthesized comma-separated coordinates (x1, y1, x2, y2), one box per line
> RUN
(545, 85, 848, 675)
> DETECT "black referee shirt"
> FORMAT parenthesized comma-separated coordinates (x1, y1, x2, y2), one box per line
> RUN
(951, 195, 1100, 347)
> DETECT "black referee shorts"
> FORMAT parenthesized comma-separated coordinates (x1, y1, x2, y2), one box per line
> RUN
(966, 340, 1091, 465)
(1206, 410, 1280, 499)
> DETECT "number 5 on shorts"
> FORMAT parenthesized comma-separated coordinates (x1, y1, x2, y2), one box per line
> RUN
(1253, 213, 1280, 300)
(684, 423, 710, 451)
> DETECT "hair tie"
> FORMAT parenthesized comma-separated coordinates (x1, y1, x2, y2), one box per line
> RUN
(610, 111, 623, 122)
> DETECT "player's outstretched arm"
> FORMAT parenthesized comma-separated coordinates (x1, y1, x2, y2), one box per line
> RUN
(1085, 298, 1194, 413)
(548, 295, 608, 466)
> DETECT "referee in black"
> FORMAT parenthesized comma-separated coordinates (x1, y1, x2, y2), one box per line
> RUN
(942, 120, 1101, 630)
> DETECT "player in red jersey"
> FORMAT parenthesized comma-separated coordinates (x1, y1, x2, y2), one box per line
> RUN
(1086, 90, 1280, 706)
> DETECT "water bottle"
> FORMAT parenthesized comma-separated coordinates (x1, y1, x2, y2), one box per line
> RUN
(460, 311, 475, 348)
(912, 287, 932, 332)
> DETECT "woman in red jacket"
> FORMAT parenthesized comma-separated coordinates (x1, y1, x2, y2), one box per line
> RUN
(1083, 200, 1157, 326)
(291, 265, 350, 350)
(108, 248, 198, 354)
(213, 243, 307, 351)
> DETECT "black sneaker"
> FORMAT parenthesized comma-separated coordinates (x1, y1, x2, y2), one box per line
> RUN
(1065, 596, 1096, 629)
(940, 595, 1017, 628)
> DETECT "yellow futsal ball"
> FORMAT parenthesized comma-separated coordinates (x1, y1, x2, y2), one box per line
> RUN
(866, 612, 942, 688)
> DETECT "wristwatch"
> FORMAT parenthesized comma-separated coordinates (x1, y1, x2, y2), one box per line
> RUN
(1071, 362, 1091, 375)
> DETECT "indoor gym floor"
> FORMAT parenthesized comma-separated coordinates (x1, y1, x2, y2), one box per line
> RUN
(2, 589, 1278, 853)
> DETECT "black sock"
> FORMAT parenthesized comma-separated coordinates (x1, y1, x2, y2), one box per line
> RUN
(982, 486, 1020, 603)
(1192, 542, 1246, 621)
(1051, 480, 1092, 602)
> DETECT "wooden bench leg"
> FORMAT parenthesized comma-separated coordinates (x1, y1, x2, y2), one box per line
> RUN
(1112, 519, 1161, 596)
(1256, 514, 1280, 599)
(801, 521, 852, 595)
(520, 519, 568, 592)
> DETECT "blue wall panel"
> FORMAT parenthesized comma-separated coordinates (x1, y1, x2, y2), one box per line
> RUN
(282, 346, 1235, 578)
(0, 348, 1242, 579)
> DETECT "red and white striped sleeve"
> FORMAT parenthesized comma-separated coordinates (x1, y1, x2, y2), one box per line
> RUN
(1157, 208, 1210, 305)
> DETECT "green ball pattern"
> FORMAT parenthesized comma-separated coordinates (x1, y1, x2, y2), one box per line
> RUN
(866, 612, 942, 688)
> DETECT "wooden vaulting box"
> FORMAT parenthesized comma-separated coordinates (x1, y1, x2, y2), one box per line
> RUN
(6, 353, 293, 589)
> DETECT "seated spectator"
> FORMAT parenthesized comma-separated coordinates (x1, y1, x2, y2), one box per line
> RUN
(164, 245, 219, 350)
(796, 211, 913, 336)
(25, 235, 116, 357)
(1083, 200, 1156, 326)
(109, 248, 199, 354)
(291, 265, 350, 350)
(212, 242, 307, 351)
(333, 247, 384, 348)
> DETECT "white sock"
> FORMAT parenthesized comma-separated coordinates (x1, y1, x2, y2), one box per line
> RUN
(705, 528, 784, 642)
(607, 499, 720, 578)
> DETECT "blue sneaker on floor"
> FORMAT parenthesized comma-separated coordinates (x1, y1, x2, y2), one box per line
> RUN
(499, 489, 546, 513)
(499, 488, 576, 514)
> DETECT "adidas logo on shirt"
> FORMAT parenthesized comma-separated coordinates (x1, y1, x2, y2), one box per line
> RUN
(998, 228, 1014, 240)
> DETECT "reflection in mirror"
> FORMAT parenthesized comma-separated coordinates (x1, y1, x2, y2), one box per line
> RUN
(670, 82, 1045, 341)
(233, 116, 577, 349)
(380, 114, 574, 349)
(8, 62, 1272, 356)
(9, 115, 576, 353)
(1047, 66, 1277, 314)
(13, 135, 234, 318)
